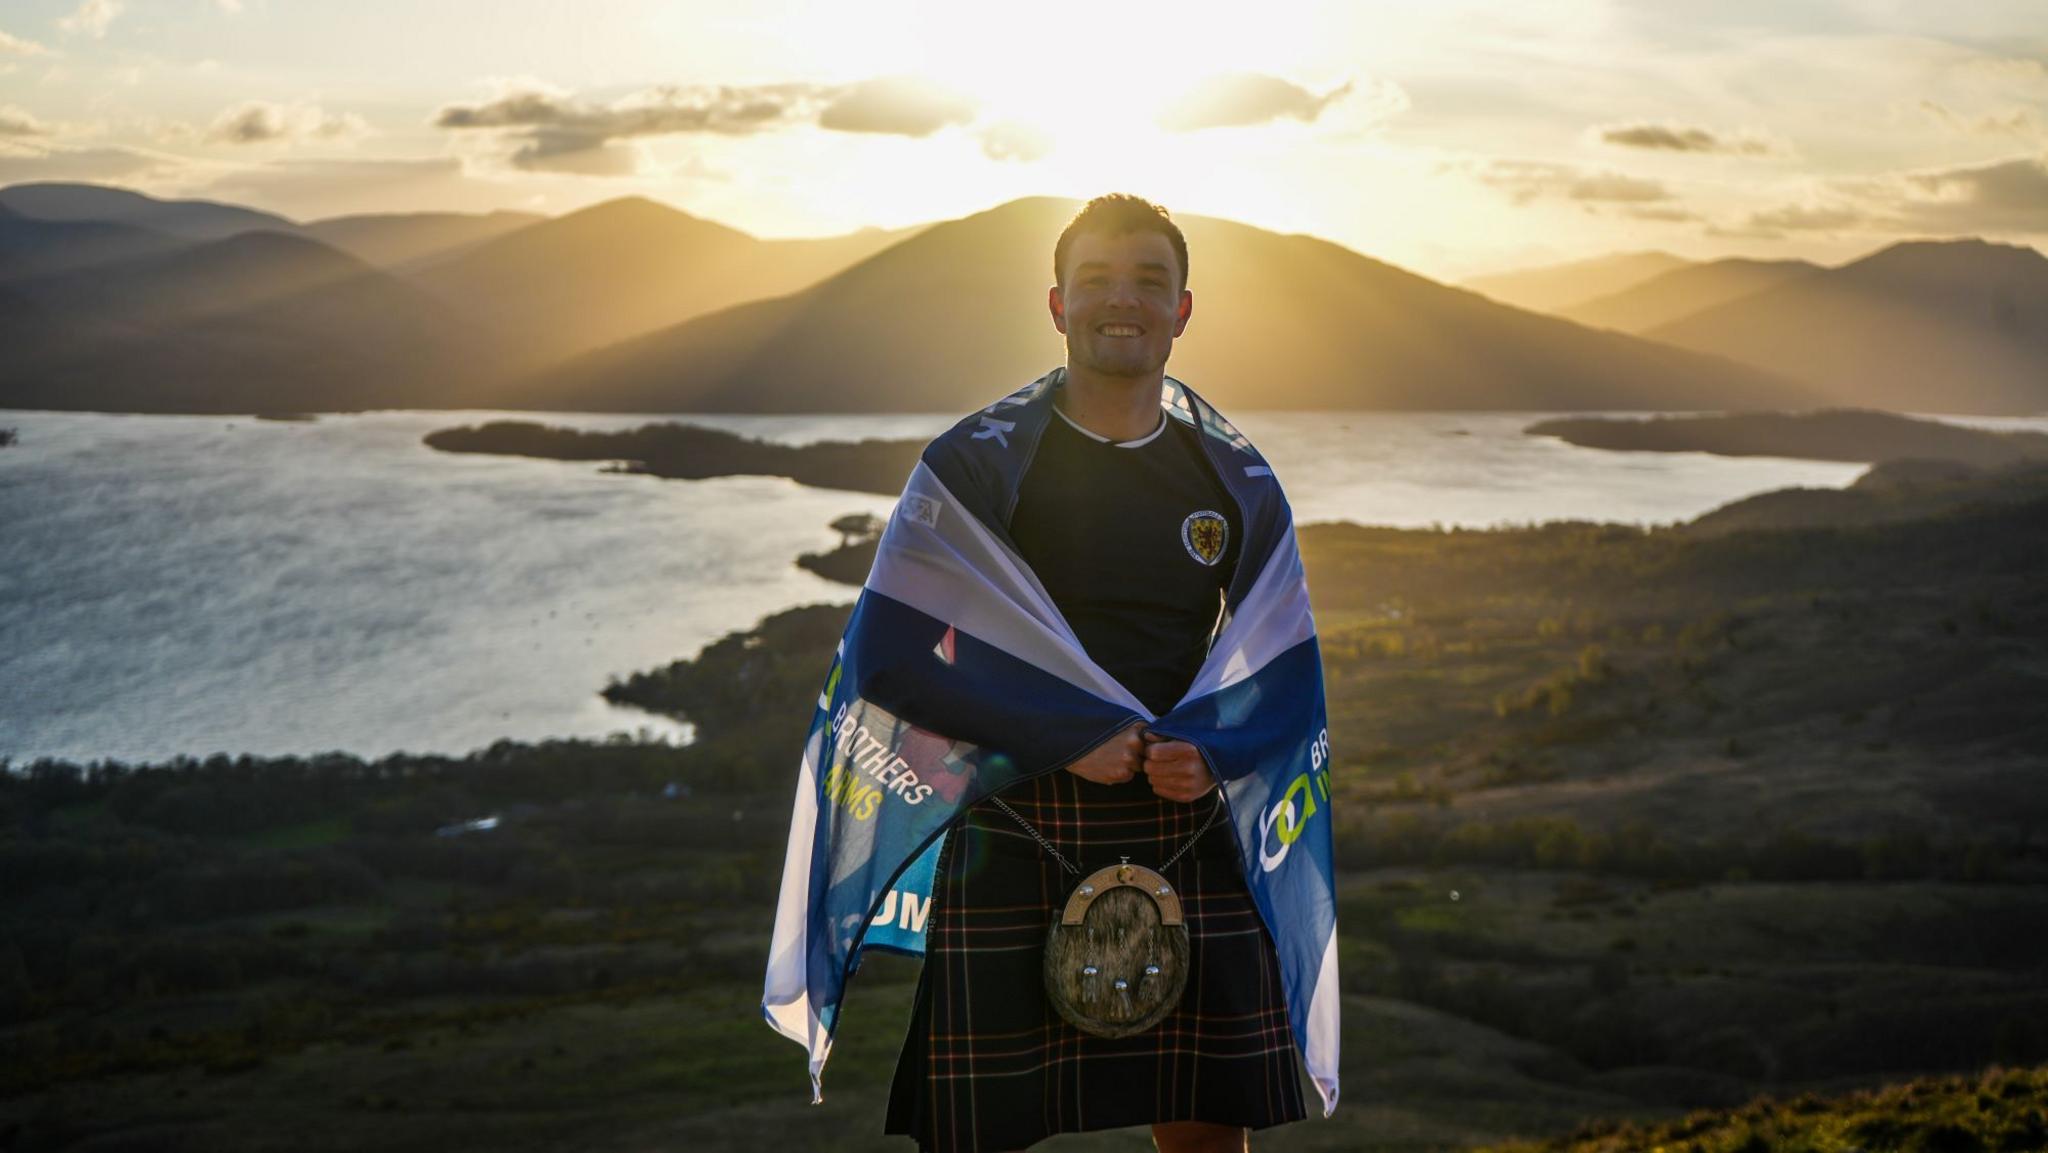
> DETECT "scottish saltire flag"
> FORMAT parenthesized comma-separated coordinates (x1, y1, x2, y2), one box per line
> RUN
(762, 368, 1340, 1115)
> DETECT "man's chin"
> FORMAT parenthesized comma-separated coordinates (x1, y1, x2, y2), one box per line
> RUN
(1071, 343, 1169, 379)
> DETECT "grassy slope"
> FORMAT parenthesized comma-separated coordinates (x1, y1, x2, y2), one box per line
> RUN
(5, 475, 2046, 1151)
(1482, 1064, 2048, 1153)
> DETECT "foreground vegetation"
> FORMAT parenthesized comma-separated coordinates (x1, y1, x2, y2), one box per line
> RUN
(4, 462, 2044, 1150)
(1485, 1064, 2048, 1153)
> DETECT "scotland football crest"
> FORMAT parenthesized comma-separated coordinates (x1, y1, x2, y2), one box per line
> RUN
(1181, 509, 1229, 566)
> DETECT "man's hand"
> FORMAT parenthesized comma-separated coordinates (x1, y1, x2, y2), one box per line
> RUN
(1065, 721, 1147, 786)
(1141, 732, 1217, 803)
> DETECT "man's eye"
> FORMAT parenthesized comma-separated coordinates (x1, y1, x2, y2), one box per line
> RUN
(1141, 279, 1164, 289)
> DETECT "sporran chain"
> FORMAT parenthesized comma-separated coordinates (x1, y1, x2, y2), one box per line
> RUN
(988, 788, 1225, 877)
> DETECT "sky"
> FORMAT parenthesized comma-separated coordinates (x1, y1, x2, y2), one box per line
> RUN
(0, 0, 2044, 279)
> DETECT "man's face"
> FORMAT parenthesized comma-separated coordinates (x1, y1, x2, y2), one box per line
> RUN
(1049, 229, 1192, 380)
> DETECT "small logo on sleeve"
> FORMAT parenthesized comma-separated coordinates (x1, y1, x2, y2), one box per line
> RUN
(1181, 510, 1229, 566)
(901, 494, 943, 528)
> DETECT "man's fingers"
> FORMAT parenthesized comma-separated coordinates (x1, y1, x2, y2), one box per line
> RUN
(1145, 777, 1207, 802)
(1138, 740, 1215, 802)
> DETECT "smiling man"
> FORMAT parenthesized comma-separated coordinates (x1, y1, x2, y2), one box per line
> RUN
(882, 195, 1309, 1153)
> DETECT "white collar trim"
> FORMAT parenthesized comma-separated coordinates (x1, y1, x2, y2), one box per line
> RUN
(1052, 401, 1167, 448)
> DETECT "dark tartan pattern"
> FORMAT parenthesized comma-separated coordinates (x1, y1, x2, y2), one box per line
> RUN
(884, 769, 1307, 1152)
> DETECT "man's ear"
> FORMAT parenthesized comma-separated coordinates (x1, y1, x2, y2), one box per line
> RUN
(1171, 288, 1193, 337)
(1048, 284, 1068, 335)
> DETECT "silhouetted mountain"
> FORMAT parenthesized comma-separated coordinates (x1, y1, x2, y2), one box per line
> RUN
(303, 209, 545, 271)
(1463, 250, 1693, 314)
(412, 196, 922, 370)
(1647, 239, 2048, 414)
(0, 229, 498, 412)
(518, 198, 1812, 413)
(0, 181, 302, 242)
(1559, 258, 1822, 333)
(0, 211, 189, 281)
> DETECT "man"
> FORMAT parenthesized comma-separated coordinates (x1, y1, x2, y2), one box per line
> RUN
(881, 195, 1308, 1152)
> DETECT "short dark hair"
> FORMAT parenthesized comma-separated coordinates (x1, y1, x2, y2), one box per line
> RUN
(1053, 193, 1189, 291)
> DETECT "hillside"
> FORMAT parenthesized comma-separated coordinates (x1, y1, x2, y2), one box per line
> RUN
(0, 181, 301, 242)
(304, 209, 545, 271)
(0, 230, 500, 412)
(1682, 458, 2048, 536)
(518, 199, 1811, 413)
(411, 197, 921, 370)
(1647, 239, 2048, 415)
(1484, 1065, 2048, 1153)
(6, 462, 2047, 1150)
(0, 210, 189, 281)
(1558, 258, 1821, 333)
(1464, 251, 1693, 314)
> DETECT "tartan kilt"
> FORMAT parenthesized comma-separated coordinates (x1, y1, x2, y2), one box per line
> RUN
(883, 769, 1307, 1152)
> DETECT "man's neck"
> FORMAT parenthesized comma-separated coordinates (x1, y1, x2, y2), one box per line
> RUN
(1056, 364, 1164, 443)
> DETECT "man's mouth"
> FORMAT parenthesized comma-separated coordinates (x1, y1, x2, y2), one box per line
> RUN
(1095, 324, 1143, 337)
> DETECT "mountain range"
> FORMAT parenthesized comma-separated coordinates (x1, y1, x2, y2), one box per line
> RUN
(405, 196, 925, 370)
(1468, 240, 2048, 415)
(0, 224, 488, 412)
(1462, 250, 1692, 313)
(516, 197, 1812, 413)
(1645, 239, 2048, 415)
(303, 209, 544, 271)
(1557, 258, 1823, 334)
(1, 181, 2042, 416)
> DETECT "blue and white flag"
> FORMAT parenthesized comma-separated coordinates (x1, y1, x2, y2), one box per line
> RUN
(762, 369, 1339, 1115)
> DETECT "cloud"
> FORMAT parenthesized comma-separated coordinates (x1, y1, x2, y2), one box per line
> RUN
(0, 104, 47, 137)
(1897, 153, 2048, 232)
(1157, 73, 1357, 132)
(206, 101, 372, 146)
(1597, 121, 1779, 155)
(1730, 154, 2048, 238)
(816, 76, 975, 137)
(1702, 222, 1791, 242)
(1624, 205, 1699, 223)
(510, 133, 640, 175)
(1958, 55, 2048, 88)
(213, 0, 243, 11)
(979, 120, 1051, 164)
(1744, 203, 1868, 233)
(436, 77, 984, 175)
(1569, 172, 1672, 202)
(56, 0, 121, 39)
(1476, 159, 1675, 205)
(436, 82, 827, 175)
(1, 27, 55, 56)
(1920, 100, 2040, 141)
(0, 143, 175, 184)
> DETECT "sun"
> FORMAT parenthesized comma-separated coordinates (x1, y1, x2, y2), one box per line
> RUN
(904, 0, 1294, 170)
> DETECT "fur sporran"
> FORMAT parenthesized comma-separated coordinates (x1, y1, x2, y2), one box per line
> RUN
(1043, 860, 1190, 1038)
